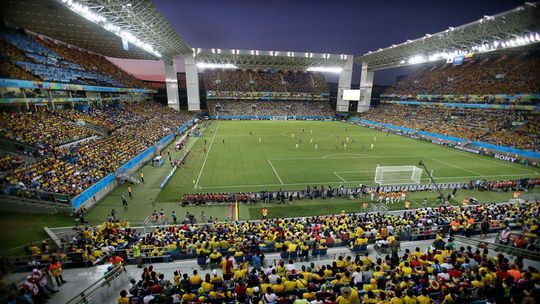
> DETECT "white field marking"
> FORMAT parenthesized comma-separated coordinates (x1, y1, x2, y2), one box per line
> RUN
(197, 173, 536, 190)
(333, 172, 348, 183)
(426, 156, 484, 176)
(323, 153, 372, 159)
(335, 170, 376, 173)
(270, 155, 426, 161)
(267, 159, 284, 185)
(194, 121, 220, 189)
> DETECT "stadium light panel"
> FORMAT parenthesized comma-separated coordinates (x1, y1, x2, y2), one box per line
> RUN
(408, 55, 426, 64)
(59, 0, 161, 58)
(306, 67, 342, 73)
(196, 63, 238, 69)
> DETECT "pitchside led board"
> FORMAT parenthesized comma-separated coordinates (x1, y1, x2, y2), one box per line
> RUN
(343, 89, 361, 101)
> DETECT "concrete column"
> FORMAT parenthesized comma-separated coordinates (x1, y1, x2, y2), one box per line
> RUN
(357, 63, 374, 113)
(336, 57, 353, 112)
(184, 56, 201, 111)
(164, 59, 180, 111)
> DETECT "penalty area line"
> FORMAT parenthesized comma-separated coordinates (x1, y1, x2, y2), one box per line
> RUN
(333, 172, 348, 183)
(267, 159, 284, 185)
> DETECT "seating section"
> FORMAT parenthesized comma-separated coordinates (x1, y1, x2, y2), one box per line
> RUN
(384, 51, 540, 96)
(1, 101, 192, 196)
(359, 104, 540, 152)
(0, 29, 147, 88)
(207, 100, 334, 117)
(203, 69, 328, 93)
(21, 201, 540, 304)
(0, 111, 98, 151)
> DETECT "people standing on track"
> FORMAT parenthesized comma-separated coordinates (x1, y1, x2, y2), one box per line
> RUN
(128, 185, 132, 198)
(49, 257, 66, 287)
(121, 193, 128, 207)
(140, 171, 144, 183)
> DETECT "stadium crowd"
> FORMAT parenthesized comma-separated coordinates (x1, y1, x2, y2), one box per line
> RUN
(207, 100, 334, 117)
(1, 101, 192, 197)
(13, 201, 539, 303)
(27, 201, 539, 267)
(359, 104, 540, 152)
(384, 51, 540, 98)
(203, 69, 328, 94)
(0, 28, 147, 88)
(0, 110, 98, 153)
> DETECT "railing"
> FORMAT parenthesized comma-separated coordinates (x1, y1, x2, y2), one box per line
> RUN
(453, 235, 540, 261)
(0, 189, 71, 205)
(65, 265, 127, 304)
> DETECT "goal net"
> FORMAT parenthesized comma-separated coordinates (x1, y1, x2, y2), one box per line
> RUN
(271, 116, 288, 121)
(374, 165, 423, 185)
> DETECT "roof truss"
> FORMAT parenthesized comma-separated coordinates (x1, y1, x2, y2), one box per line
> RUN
(356, 2, 540, 70)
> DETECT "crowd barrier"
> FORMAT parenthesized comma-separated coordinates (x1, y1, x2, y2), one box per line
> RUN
(70, 120, 196, 209)
(351, 117, 540, 159)
(208, 115, 333, 120)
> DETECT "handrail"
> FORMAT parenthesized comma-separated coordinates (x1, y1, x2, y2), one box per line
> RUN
(453, 235, 540, 261)
(65, 264, 126, 304)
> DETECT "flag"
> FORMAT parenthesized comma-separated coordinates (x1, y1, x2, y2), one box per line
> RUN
(234, 201, 239, 222)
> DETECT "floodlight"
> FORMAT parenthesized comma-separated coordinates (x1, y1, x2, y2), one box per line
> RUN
(196, 63, 237, 69)
(408, 55, 426, 64)
(306, 67, 342, 73)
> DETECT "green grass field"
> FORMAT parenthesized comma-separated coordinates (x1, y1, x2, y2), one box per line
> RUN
(3, 120, 540, 251)
(159, 120, 538, 196)
(85, 120, 538, 223)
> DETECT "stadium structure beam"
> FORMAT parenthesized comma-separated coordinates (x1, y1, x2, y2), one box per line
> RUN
(184, 57, 201, 111)
(355, 2, 540, 71)
(336, 57, 354, 112)
(357, 63, 373, 113)
(164, 59, 180, 111)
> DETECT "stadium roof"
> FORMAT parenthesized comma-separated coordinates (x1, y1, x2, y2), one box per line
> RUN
(2, 0, 192, 60)
(356, 2, 540, 71)
(193, 48, 352, 71)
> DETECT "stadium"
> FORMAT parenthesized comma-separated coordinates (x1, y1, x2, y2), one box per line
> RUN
(0, 0, 539, 303)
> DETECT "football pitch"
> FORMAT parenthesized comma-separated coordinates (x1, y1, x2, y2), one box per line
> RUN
(6, 120, 540, 249)
(156, 120, 539, 202)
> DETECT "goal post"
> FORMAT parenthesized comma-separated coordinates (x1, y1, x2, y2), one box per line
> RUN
(374, 165, 423, 185)
(271, 116, 288, 121)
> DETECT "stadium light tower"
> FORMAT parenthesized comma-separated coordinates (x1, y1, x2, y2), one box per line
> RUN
(418, 160, 446, 205)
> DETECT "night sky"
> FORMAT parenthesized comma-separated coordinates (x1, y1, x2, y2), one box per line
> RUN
(110, 0, 524, 85)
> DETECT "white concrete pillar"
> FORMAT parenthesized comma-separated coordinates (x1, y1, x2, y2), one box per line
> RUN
(357, 63, 374, 113)
(184, 56, 201, 111)
(336, 57, 353, 112)
(164, 59, 180, 111)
